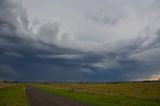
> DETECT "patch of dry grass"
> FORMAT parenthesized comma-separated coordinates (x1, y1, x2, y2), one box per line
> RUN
(0, 82, 15, 88)
(33, 82, 160, 106)
(38, 82, 160, 101)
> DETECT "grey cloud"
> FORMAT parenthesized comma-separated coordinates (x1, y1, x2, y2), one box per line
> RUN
(0, 64, 20, 77)
(86, 9, 127, 25)
(0, 0, 160, 81)
(4, 52, 23, 58)
(37, 54, 84, 60)
(36, 22, 60, 44)
(0, 0, 29, 31)
(0, 0, 93, 81)
(105, 27, 160, 57)
(85, 27, 160, 80)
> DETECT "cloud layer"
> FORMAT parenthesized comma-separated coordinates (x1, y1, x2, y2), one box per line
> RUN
(0, 0, 160, 81)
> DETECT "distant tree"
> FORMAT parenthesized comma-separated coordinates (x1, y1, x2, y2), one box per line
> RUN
(13, 81, 19, 83)
(2, 80, 10, 83)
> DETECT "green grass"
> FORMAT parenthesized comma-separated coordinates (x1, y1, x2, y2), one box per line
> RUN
(32, 82, 160, 106)
(0, 84, 28, 106)
(1, 82, 159, 106)
(35, 82, 160, 101)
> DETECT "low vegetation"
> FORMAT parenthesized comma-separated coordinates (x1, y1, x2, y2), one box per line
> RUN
(0, 84, 28, 106)
(0, 81, 15, 88)
(0, 81, 159, 106)
(33, 82, 160, 106)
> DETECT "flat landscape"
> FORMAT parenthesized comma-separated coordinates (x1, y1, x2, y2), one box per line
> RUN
(0, 81, 160, 106)
(1, 0, 160, 106)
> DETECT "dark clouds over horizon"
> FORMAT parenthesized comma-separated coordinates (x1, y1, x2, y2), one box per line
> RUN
(0, 0, 160, 81)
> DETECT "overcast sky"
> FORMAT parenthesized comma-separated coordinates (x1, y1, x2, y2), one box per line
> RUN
(0, 0, 160, 81)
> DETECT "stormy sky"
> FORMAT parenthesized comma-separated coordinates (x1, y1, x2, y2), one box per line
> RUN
(0, 0, 160, 81)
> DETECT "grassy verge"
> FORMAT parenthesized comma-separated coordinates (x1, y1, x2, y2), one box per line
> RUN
(33, 84, 160, 106)
(0, 84, 28, 106)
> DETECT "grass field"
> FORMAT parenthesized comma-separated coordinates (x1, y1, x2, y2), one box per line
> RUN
(0, 82, 160, 106)
(33, 82, 160, 106)
(0, 82, 15, 88)
(0, 84, 28, 106)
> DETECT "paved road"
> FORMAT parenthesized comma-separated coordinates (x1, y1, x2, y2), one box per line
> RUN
(25, 86, 87, 106)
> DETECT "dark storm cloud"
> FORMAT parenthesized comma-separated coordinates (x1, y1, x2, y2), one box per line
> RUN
(0, 0, 160, 81)
(0, 0, 94, 81)
(0, 64, 20, 80)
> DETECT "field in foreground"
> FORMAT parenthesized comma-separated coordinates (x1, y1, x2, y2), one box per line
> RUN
(32, 82, 160, 106)
(0, 82, 160, 106)
(0, 84, 28, 106)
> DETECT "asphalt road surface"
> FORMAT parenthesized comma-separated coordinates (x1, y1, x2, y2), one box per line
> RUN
(26, 86, 87, 106)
